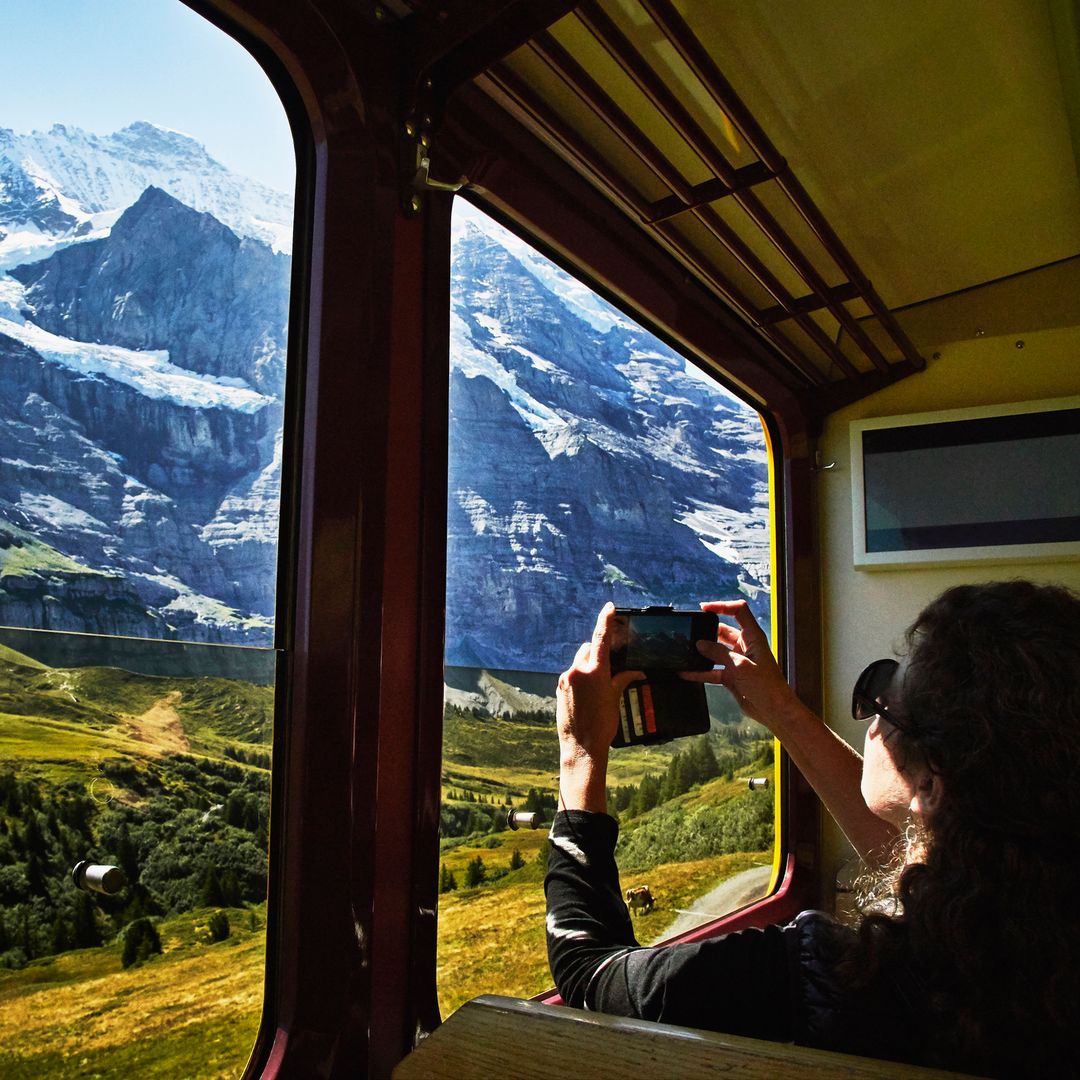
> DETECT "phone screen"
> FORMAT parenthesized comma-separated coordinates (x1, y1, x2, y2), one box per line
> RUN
(611, 610, 717, 672)
(626, 613, 695, 669)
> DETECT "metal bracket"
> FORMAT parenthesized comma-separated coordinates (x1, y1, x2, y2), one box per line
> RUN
(397, 1, 580, 215)
(402, 109, 465, 215)
(414, 152, 464, 194)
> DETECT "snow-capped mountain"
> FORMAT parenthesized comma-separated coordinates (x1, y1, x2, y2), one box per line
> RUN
(445, 204, 770, 673)
(0, 122, 292, 268)
(0, 121, 768, 663)
(0, 125, 290, 645)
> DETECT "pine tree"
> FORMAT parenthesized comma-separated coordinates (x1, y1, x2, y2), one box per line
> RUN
(243, 797, 261, 832)
(508, 848, 525, 871)
(25, 852, 46, 897)
(121, 918, 162, 968)
(630, 774, 661, 817)
(225, 794, 245, 827)
(439, 863, 458, 893)
(221, 870, 243, 907)
(19, 909, 35, 960)
(50, 911, 72, 955)
(197, 866, 225, 907)
(692, 738, 720, 782)
(208, 911, 230, 942)
(3, 775, 22, 816)
(464, 855, 486, 888)
(115, 821, 139, 883)
(22, 812, 46, 856)
(73, 892, 102, 948)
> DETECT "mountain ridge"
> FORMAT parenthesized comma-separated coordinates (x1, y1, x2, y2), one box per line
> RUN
(0, 121, 291, 267)
(0, 123, 769, 671)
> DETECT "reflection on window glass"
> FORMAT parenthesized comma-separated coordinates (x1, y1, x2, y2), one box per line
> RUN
(0, 2, 293, 1075)
(438, 202, 775, 1016)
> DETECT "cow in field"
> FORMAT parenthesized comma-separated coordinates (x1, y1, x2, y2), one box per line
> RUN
(625, 884, 654, 915)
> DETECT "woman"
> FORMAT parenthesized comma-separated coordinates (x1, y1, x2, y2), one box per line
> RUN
(546, 581, 1080, 1075)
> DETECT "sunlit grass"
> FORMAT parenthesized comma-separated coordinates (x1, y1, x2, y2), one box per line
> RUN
(0, 712, 129, 784)
(0, 905, 266, 1079)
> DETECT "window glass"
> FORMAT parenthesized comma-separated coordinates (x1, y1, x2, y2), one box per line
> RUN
(0, 3, 293, 1075)
(439, 201, 775, 1016)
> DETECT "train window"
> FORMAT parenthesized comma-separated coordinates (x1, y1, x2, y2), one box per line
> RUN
(439, 200, 776, 1015)
(0, 2, 294, 1075)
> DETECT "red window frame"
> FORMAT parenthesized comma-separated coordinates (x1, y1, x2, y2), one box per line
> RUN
(187, 3, 825, 1076)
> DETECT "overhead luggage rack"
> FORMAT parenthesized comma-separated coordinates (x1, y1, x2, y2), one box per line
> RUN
(470, 0, 926, 396)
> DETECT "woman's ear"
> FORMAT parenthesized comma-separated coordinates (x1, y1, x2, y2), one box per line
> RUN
(909, 769, 944, 820)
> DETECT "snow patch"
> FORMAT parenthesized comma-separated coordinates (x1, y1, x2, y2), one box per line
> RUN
(450, 309, 566, 438)
(0, 316, 272, 413)
(453, 202, 637, 334)
(18, 493, 110, 535)
(678, 498, 771, 589)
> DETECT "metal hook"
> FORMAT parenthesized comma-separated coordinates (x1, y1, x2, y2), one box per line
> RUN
(413, 154, 465, 194)
(812, 450, 836, 472)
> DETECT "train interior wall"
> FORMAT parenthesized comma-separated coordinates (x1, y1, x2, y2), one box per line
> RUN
(815, 275, 1080, 900)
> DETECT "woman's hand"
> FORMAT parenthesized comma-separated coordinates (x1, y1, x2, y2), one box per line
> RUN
(682, 600, 898, 860)
(681, 599, 801, 734)
(557, 602, 643, 812)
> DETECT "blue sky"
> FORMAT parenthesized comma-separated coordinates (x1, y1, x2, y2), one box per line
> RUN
(3, 0, 295, 193)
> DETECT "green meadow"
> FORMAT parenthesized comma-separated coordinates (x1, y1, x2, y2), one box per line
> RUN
(0, 641, 774, 1075)
(0, 642, 272, 1077)
(0, 904, 266, 1079)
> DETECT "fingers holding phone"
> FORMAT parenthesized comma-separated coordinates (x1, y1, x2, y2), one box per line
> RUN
(557, 603, 642, 759)
(681, 599, 796, 730)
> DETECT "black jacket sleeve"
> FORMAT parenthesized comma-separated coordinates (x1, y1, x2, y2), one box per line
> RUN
(544, 810, 797, 1041)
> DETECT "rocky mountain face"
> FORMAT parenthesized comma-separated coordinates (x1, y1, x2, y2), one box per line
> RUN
(0, 127, 289, 644)
(11, 186, 289, 393)
(0, 122, 768, 664)
(0, 122, 292, 267)
(445, 207, 770, 673)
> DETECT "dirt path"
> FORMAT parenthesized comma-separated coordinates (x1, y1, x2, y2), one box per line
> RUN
(660, 864, 774, 939)
(124, 690, 189, 755)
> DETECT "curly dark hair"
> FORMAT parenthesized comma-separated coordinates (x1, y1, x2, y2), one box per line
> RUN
(854, 580, 1080, 1075)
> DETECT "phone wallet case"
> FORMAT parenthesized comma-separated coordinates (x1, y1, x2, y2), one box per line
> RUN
(612, 677, 710, 747)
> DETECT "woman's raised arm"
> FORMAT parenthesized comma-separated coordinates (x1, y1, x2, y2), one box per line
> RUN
(555, 602, 643, 813)
(683, 600, 899, 864)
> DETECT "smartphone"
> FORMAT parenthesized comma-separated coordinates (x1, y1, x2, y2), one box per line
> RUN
(610, 606, 718, 674)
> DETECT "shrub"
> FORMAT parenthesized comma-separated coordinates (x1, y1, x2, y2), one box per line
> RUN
(207, 910, 230, 942)
(464, 855, 486, 888)
(121, 917, 162, 968)
(439, 863, 458, 893)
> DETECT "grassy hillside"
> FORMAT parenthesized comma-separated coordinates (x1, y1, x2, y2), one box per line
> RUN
(441, 702, 724, 805)
(435, 822, 771, 1016)
(0, 647, 776, 1075)
(0, 521, 114, 583)
(0, 644, 274, 1078)
(0, 904, 266, 1079)
(0, 644, 48, 670)
(436, 734, 776, 1017)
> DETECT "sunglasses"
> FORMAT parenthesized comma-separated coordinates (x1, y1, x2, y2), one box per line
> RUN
(852, 658, 905, 729)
